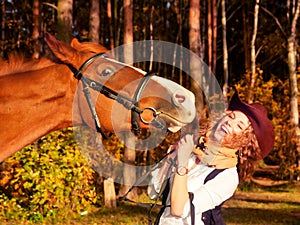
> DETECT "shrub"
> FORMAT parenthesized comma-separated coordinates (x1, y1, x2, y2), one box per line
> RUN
(0, 128, 98, 221)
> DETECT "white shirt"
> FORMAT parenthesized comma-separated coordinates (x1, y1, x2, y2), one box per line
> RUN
(148, 155, 239, 225)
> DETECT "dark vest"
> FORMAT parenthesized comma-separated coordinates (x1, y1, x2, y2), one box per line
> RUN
(200, 168, 226, 225)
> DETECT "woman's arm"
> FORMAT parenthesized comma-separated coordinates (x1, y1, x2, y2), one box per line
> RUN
(170, 135, 194, 217)
(170, 169, 189, 216)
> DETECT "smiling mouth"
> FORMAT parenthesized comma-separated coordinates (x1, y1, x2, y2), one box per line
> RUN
(220, 125, 229, 134)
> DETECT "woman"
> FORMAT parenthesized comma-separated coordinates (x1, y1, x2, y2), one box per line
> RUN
(148, 91, 275, 225)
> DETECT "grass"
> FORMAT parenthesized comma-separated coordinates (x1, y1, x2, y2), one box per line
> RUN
(223, 182, 300, 225)
(1, 182, 299, 225)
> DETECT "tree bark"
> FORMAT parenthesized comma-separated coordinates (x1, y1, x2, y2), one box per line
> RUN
(124, 0, 133, 63)
(287, 0, 300, 180)
(57, 0, 73, 43)
(149, 5, 154, 72)
(90, 1, 117, 204)
(103, 178, 117, 208)
(107, 0, 115, 50)
(122, 0, 137, 198)
(221, 0, 229, 103)
(249, 0, 260, 103)
(243, 1, 250, 71)
(32, 0, 40, 59)
(207, 0, 212, 71)
(119, 132, 137, 199)
(189, 0, 204, 114)
(189, 0, 201, 57)
(206, 0, 217, 94)
(211, 0, 217, 75)
(89, 0, 100, 43)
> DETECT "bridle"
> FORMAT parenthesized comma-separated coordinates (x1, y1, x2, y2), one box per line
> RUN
(70, 52, 166, 138)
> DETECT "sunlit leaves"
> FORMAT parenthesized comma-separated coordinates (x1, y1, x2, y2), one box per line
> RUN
(0, 128, 97, 221)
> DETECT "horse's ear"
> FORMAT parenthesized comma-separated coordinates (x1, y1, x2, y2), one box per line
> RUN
(45, 32, 77, 64)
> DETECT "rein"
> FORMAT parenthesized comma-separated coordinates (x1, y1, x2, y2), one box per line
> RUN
(118, 149, 176, 225)
(70, 52, 166, 137)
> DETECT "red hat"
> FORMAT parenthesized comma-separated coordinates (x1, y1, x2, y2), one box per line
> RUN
(228, 90, 275, 158)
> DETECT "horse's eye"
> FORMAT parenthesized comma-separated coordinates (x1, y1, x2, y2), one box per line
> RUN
(99, 67, 114, 77)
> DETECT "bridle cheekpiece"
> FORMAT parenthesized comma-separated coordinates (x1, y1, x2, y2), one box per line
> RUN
(71, 52, 166, 137)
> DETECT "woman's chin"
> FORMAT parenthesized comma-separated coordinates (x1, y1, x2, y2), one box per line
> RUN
(211, 131, 225, 143)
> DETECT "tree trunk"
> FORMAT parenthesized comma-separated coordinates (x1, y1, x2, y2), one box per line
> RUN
(124, 0, 133, 63)
(93, 133, 117, 208)
(189, 0, 204, 114)
(32, 0, 40, 59)
(57, 0, 73, 43)
(243, 1, 250, 71)
(122, 0, 137, 198)
(119, 132, 137, 199)
(107, 0, 115, 50)
(207, 0, 212, 71)
(221, 0, 229, 103)
(249, 0, 260, 103)
(206, 0, 217, 94)
(85, 46, 118, 210)
(287, 1, 300, 180)
(189, 0, 201, 57)
(172, 0, 183, 82)
(114, 0, 121, 48)
(149, 5, 154, 72)
(89, 0, 100, 43)
(103, 178, 117, 208)
(211, 0, 217, 75)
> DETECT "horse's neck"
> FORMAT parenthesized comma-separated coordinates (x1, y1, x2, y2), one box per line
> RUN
(0, 64, 77, 162)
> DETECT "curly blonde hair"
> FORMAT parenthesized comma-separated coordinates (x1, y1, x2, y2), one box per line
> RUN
(190, 114, 262, 184)
(237, 134, 262, 183)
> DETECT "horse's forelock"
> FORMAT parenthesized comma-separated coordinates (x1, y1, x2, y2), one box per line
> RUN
(71, 39, 108, 55)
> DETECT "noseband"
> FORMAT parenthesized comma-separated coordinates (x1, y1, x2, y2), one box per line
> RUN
(71, 52, 166, 137)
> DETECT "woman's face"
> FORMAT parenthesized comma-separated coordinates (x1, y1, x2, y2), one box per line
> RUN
(212, 110, 251, 143)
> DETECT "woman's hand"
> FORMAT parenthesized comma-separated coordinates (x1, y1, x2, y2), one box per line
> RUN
(177, 134, 194, 167)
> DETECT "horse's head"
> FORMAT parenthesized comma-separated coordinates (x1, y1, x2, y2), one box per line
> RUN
(45, 33, 196, 135)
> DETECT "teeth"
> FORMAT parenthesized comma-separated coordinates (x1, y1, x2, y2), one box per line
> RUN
(221, 125, 227, 134)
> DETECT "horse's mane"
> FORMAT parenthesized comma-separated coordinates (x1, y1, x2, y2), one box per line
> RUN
(0, 53, 56, 77)
(0, 39, 108, 77)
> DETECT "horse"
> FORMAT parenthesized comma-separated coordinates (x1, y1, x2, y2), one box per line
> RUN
(0, 33, 196, 162)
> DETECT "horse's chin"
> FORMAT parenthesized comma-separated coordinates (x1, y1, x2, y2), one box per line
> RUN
(167, 121, 187, 133)
(168, 126, 182, 133)
(162, 114, 195, 133)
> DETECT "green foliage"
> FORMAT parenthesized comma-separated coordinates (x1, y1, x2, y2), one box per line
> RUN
(0, 128, 98, 222)
(235, 68, 299, 180)
(0, 127, 178, 222)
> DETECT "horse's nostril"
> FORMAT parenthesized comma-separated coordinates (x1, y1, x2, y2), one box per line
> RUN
(172, 90, 186, 106)
(175, 94, 186, 103)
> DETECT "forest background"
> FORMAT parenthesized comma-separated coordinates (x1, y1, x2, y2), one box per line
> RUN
(0, 0, 299, 222)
